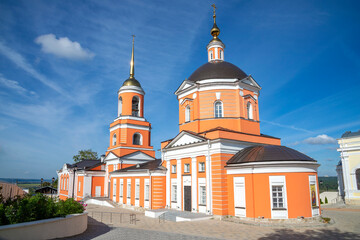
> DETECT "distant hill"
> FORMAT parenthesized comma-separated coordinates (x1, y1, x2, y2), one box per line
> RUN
(0, 178, 53, 184)
(318, 176, 338, 192)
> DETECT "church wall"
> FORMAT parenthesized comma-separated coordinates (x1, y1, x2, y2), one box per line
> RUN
(76, 175, 84, 201)
(227, 172, 320, 219)
(118, 92, 144, 117)
(211, 153, 232, 216)
(91, 176, 104, 197)
(151, 176, 166, 209)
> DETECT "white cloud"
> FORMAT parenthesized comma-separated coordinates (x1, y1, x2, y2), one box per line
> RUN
(0, 41, 69, 97)
(35, 34, 95, 60)
(0, 73, 36, 96)
(304, 134, 337, 145)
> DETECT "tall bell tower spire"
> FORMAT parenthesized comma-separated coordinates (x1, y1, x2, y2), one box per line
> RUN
(207, 4, 225, 62)
(129, 35, 135, 79)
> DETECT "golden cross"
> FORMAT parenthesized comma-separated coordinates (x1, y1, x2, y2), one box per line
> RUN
(211, 4, 216, 15)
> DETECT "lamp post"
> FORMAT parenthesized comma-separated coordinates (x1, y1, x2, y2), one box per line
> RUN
(41, 178, 43, 188)
(72, 167, 78, 199)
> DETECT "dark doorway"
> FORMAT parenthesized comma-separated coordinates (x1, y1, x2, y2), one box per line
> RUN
(184, 186, 191, 211)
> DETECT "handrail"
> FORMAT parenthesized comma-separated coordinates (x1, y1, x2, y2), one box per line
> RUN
(88, 211, 137, 225)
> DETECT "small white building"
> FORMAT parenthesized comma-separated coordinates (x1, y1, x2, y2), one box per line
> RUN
(337, 130, 360, 205)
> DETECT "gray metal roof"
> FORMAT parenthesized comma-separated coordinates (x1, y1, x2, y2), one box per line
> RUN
(188, 61, 248, 82)
(227, 145, 316, 165)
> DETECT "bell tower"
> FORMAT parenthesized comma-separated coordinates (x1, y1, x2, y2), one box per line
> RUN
(106, 36, 155, 158)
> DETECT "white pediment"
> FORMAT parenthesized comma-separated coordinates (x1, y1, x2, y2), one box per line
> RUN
(175, 80, 195, 95)
(240, 75, 261, 89)
(166, 131, 206, 149)
(121, 151, 155, 161)
(104, 152, 119, 161)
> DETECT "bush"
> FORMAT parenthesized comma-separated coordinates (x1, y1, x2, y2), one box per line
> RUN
(0, 194, 84, 226)
(325, 197, 328, 204)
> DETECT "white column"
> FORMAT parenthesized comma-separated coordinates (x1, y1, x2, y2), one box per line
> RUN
(191, 157, 197, 212)
(206, 154, 212, 214)
(166, 160, 171, 207)
(177, 159, 182, 210)
(104, 165, 108, 197)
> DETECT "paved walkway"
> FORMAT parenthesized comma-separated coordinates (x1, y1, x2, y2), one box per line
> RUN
(61, 204, 360, 240)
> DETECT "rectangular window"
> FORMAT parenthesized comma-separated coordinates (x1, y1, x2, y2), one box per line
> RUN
(199, 162, 205, 172)
(120, 183, 123, 197)
(78, 181, 81, 192)
(127, 182, 131, 199)
(184, 164, 190, 173)
(199, 185, 206, 205)
(135, 182, 140, 200)
(171, 184, 177, 202)
(172, 164, 177, 174)
(145, 184, 149, 201)
(272, 185, 284, 209)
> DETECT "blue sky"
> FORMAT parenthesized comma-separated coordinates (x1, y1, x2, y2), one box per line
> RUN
(0, 0, 359, 179)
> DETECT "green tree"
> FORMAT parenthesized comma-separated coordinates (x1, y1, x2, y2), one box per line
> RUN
(52, 178, 58, 189)
(73, 149, 98, 162)
(42, 182, 51, 187)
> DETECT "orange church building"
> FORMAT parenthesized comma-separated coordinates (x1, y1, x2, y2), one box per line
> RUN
(57, 7, 321, 220)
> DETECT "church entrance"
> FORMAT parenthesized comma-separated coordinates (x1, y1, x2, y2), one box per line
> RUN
(184, 186, 192, 211)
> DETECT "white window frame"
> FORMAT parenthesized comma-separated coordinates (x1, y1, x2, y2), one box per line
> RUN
(272, 185, 285, 209)
(185, 106, 190, 122)
(171, 164, 177, 174)
(120, 179, 123, 197)
(112, 134, 117, 146)
(132, 96, 140, 117)
(135, 181, 140, 200)
(247, 102, 253, 120)
(171, 184, 177, 202)
(199, 185, 206, 205)
(133, 133, 142, 145)
(198, 162, 205, 172)
(144, 180, 150, 201)
(127, 180, 131, 199)
(118, 96, 122, 116)
(184, 163, 190, 173)
(214, 101, 223, 118)
(269, 176, 288, 219)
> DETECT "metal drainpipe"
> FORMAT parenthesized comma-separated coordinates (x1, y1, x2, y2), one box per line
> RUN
(72, 168, 77, 199)
(149, 169, 152, 209)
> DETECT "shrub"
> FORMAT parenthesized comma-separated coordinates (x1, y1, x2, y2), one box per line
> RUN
(325, 197, 328, 204)
(0, 193, 84, 226)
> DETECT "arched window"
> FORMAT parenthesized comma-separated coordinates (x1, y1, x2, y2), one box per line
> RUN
(210, 51, 213, 60)
(356, 169, 360, 190)
(132, 96, 139, 117)
(112, 134, 117, 146)
(247, 102, 253, 120)
(118, 97, 122, 117)
(133, 133, 142, 145)
(219, 50, 222, 59)
(185, 106, 190, 122)
(214, 101, 223, 118)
